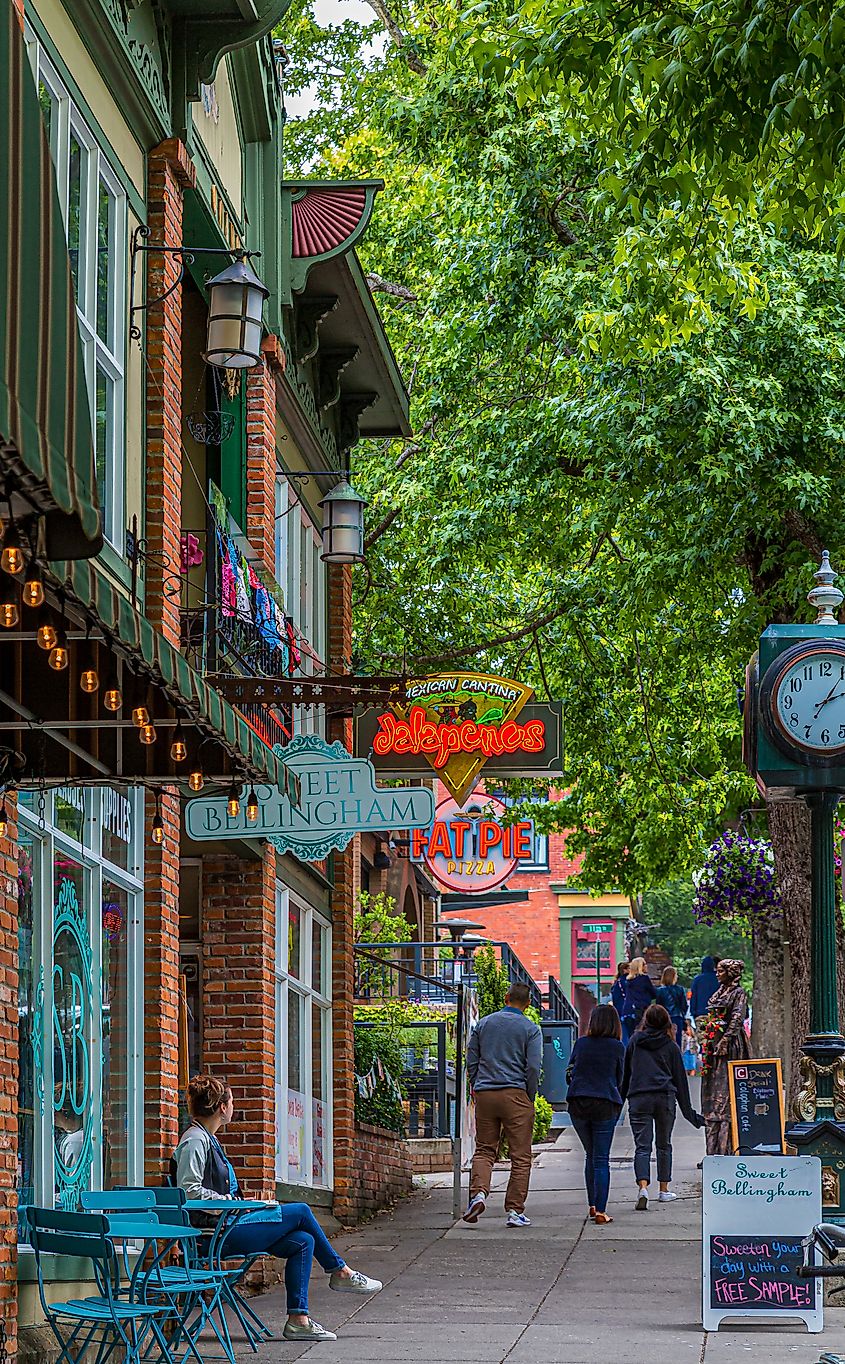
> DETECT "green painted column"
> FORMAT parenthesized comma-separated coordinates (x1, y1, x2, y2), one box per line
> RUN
(808, 791, 841, 1038)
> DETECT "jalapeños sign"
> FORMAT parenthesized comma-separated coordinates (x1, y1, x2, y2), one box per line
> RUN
(354, 673, 562, 805)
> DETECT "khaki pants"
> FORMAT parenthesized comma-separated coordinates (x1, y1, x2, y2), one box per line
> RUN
(470, 1087, 535, 1213)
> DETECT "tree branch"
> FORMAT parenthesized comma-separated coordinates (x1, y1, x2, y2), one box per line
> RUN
(365, 272, 419, 303)
(412, 604, 569, 672)
(364, 0, 427, 73)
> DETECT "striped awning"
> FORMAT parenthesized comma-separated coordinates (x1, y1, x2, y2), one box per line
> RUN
(63, 559, 296, 793)
(0, 1, 103, 560)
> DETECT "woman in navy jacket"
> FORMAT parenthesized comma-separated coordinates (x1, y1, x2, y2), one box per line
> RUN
(566, 1005, 626, 1224)
(619, 957, 656, 1045)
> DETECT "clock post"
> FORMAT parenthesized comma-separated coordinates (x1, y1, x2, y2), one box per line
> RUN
(748, 552, 845, 1218)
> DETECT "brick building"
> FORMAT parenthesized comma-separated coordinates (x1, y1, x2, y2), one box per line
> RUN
(0, 0, 411, 1345)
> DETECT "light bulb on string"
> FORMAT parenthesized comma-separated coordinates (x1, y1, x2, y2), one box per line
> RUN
(139, 722, 157, 746)
(245, 787, 259, 822)
(188, 767, 204, 793)
(48, 621, 69, 671)
(80, 667, 99, 693)
(0, 795, 8, 839)
(151, 792, 164, 845)
(22, 562, 44, 609)
(132, 697, 150, 728)
(0, 579, 18, 629)
(227, 780, 241, 818)
(35, 606, 57, 652)
(170, 723, 187, 763)
(104, 673, 122, 711)
(1, 521, 23, 576)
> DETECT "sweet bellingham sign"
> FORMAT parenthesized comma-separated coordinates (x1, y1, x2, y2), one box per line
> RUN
(358, 672, 559, 805)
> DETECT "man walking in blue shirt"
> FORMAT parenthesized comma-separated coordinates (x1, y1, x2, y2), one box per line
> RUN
(463, 983, 542, 1228)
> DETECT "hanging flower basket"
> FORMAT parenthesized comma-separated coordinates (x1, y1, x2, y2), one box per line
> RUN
(692, 832, 780, 927)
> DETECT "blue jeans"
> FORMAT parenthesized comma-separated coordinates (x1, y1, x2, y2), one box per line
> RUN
(569, 1115, 617, 1213)
(621, 1015, 640, 1047)
(223, 1203, 345, 1314)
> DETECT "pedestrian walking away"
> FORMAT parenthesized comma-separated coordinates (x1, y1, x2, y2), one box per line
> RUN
(619, 957, 656, 1046)
(463, 982, 542, 1228)
(690, 955, 720, 1031)
(655, 965, 689, 1048)
(620, 1003, 704, 1210)
(610, 961, 629, 1015)
(700, 958, 751, 1155)
(171, 1074, 382, 1342)
(565, 1004, 625, 1225)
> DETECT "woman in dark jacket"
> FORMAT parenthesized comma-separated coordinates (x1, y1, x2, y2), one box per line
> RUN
(566, 1005, 626, 1224)
(619, 957, 656, 1045)
(620, 1004, 704, 1210)
(655, 966, 689, 1048)
(610, 962, 629, 1014)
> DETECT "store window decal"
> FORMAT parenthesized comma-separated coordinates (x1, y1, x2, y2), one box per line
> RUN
(52, 876, 94, 1209)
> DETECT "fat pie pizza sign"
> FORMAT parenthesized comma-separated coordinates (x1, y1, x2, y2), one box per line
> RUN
(372, 672, 543, 805)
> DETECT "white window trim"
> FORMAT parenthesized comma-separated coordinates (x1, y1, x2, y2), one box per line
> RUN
(274, 884, 333, 1190)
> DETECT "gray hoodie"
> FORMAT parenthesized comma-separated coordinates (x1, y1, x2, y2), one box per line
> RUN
(467, 1006, 543, 1100)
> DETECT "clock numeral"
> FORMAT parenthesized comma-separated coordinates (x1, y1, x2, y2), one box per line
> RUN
(805, 725, 813, 740)
(793, 678, 803, 693)
(821, 729, 831, 744)
(821, 661, 833, 677)
(803, 665, 814, 681)
(789, 713, 799, 728)
(838, 725, 845, 740)
(783, 694, 793, 709)
(840, 665, 845, 680)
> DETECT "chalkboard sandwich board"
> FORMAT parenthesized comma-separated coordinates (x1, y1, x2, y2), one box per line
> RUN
(728, 1058, 785, 1155)
(702, 1155, 822, 1333)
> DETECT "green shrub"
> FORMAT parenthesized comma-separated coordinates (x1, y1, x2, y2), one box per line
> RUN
(353, 1022, 406, 1134)
(533, 1094, 554, 1143)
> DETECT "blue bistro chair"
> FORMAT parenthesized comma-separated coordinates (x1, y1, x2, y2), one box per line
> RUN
(26, 1208, 173, 1364)
(109, 1187, 274, 1356)
(81, 1190, 234, 1364)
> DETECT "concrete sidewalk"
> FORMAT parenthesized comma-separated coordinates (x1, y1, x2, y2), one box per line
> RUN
(237, 1113, 845, 1364)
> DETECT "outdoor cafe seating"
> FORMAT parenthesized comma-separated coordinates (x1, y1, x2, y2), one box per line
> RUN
(26, 1188, 278, 1364)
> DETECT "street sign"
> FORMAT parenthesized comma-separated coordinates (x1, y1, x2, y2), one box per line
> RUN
(728, 1059, 786, 1156)
(702, 1155, 822, 1332)
(580, 923, 613, 935)
(184, 734, 434, 861)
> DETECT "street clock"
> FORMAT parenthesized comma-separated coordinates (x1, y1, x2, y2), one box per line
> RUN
(745, 553, 845, 793)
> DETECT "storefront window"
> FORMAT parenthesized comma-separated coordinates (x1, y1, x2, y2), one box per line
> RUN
(16, 788, 143, 1239)
(275, 885, 332, 1189)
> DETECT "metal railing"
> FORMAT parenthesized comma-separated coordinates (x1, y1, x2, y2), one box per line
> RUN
(354, 940, 575, 1020)
(547, 975, 579, 1025)
(355, 1017, 452, 1139)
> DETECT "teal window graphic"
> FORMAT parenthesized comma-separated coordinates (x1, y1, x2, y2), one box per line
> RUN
(52, 876, 94, 1210)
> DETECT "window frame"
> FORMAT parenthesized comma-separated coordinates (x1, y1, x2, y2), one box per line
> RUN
(24, 30, 128, 553)
(274, 884, 333, 1190)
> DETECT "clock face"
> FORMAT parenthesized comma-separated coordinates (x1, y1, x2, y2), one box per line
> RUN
(770, 645, 845, 756)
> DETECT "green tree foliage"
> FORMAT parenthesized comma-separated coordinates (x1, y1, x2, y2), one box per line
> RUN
(279, 1, 845, 911)
(473, 943, 512, 1016)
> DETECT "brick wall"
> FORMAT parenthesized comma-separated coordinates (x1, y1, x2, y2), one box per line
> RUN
(245, 337, 285, 572)
(201, 849, 277, 1200)
(143, 790, 181, 1183)
(341, 1124, 413, 1223)
(0, 806, 18, 1359)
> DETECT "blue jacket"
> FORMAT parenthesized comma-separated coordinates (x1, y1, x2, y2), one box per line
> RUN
(656, 983, 688, 1020)
(619, 972, 656, 1020)
(610, 977, 627, 1014)
(566, 1036, 625, 1107)
(690, 956, 719, 1017)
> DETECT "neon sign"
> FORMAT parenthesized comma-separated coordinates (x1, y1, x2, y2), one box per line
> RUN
(411, 794, 536, 892)
(377, 672, 537, 805)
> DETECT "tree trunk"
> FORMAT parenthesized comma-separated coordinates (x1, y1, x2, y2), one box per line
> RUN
(751, 910, 787, 1068)
(767, 799, 812, 1105)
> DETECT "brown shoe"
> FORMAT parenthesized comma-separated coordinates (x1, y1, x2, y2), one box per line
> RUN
(594, 1213, 613, 1225)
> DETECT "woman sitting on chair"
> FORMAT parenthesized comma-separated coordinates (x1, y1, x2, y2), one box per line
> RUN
(171, 1074, 381, 1342)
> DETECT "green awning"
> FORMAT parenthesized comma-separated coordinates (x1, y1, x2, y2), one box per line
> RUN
(64, 559, 296, 794)
(0, 1, 103, 560)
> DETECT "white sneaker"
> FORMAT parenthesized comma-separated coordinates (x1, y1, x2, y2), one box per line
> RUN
(462, 1193, 487, 1224)
(329, 1269, 383, 1294)
(658, 1191, 678, 1202)
(635, 1189, 649, 1211)
(506, 1211, 531, 1227)
(283, 1319, 337, 1341)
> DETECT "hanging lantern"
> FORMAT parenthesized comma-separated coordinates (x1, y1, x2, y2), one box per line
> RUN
(318, 480, 368, 564)
(203, 257, 269, 369)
